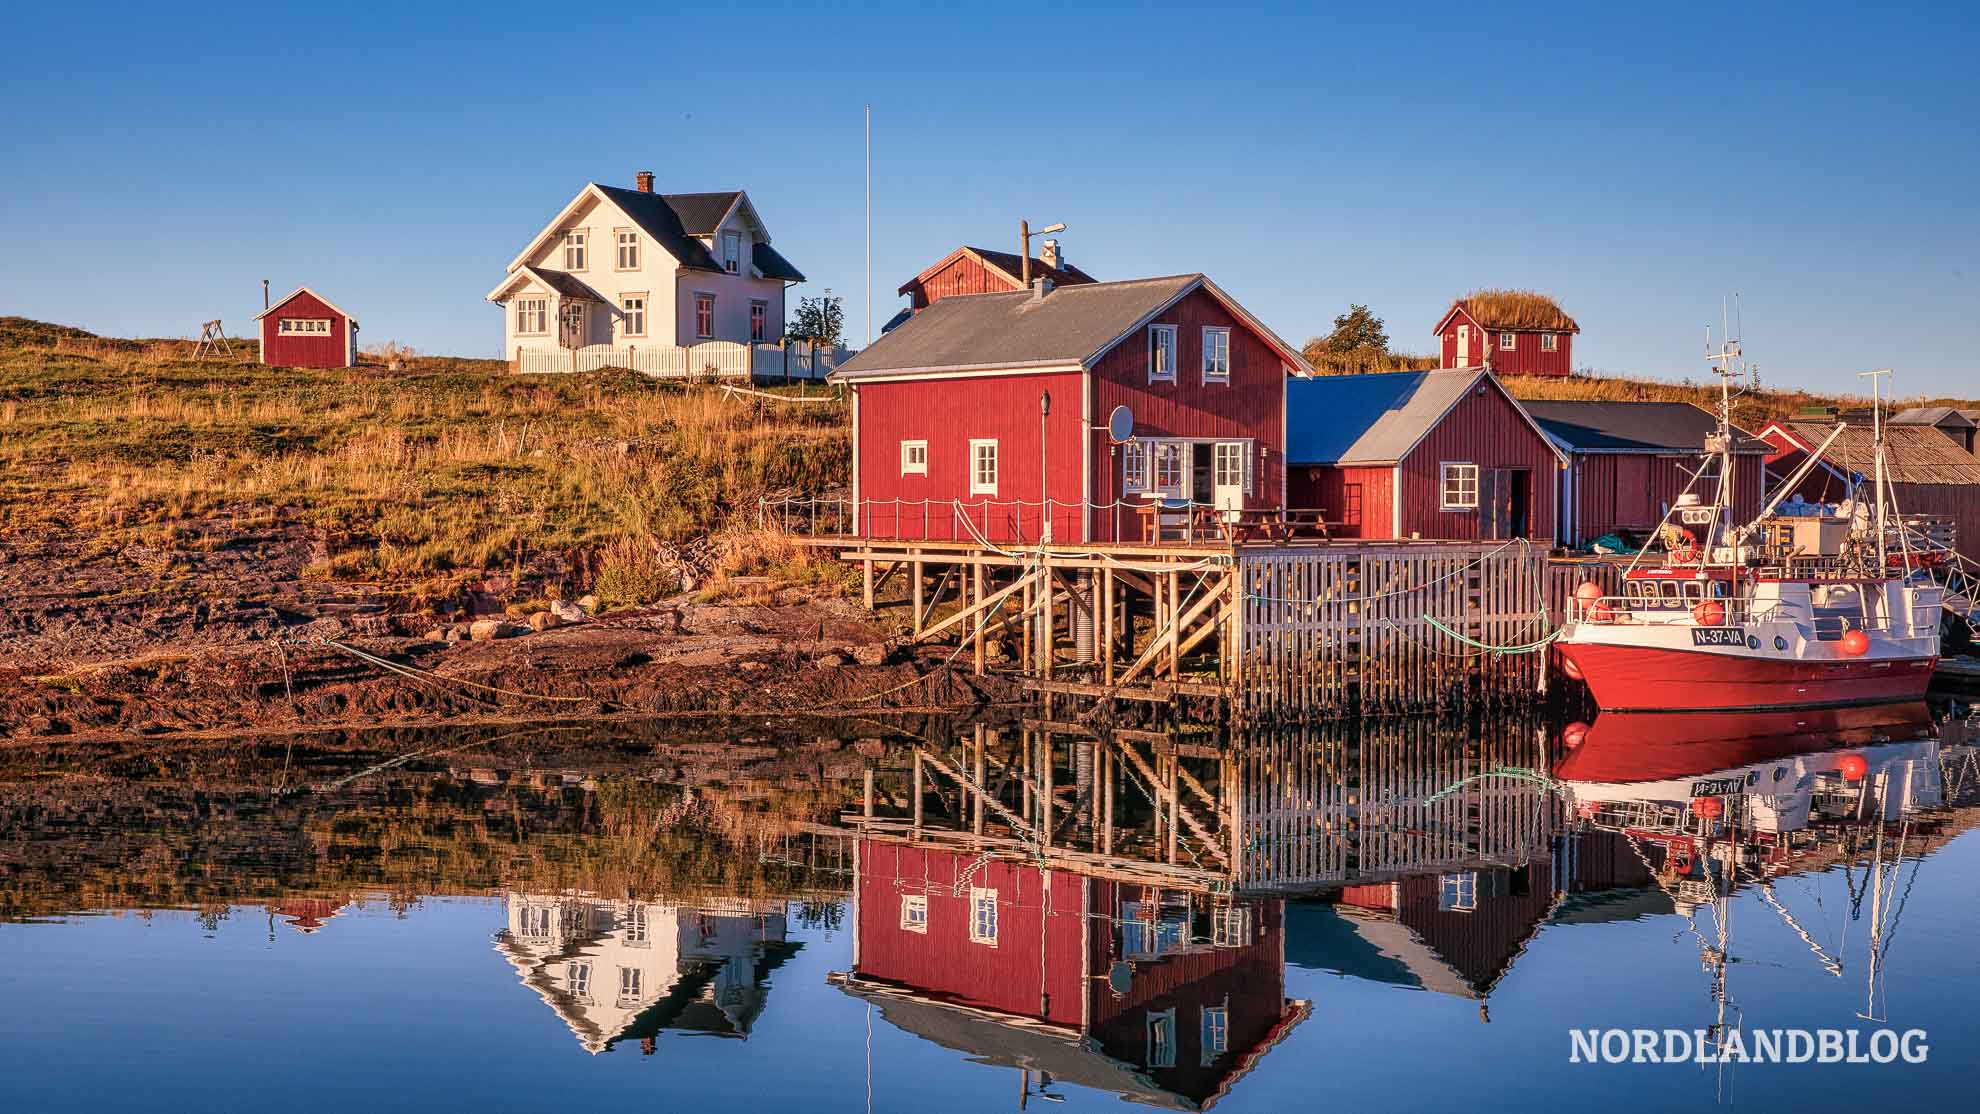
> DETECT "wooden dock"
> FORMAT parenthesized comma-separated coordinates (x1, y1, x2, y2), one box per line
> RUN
(814, 534, 1630, 719)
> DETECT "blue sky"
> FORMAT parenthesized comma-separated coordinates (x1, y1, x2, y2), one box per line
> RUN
(2, 1, 1974, 397)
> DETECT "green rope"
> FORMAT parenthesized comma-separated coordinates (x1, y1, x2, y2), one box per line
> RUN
(1423, 765, 1572, 804)
(1419, 612, 1563, 655)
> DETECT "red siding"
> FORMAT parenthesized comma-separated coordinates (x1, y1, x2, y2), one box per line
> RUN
(854, 370, 1088, 542)
(1438, 308, 1574, 377)
(1392, 863, 1555, 994)
(1562, 452, 1765, 545)
(260, 290, 352, 369)
(903, 253, 1021, 309)
(1395, 382, 1560, 541)
(854, 842, 1086, 1025)
(1087, 287, 1288, 542)
(1288, 465, 1393, 538)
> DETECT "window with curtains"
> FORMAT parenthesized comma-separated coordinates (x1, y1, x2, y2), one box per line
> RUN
(515, 298, 548, 335)
(1148, 325, 1177, 382)
(1202, 326, 1231, 382)
(970, 440, 998, 495)
(694, 293, 715, 339)
(1154, 442, 1183, 494)
(1122, 440, 1149, 492)
(750, 300, 767, 341)
(1146, 1010, 1177, 1068)
(969, 887, 998, 944)
(900, 894, 928, 933)
(1541, 333, 1559, 351)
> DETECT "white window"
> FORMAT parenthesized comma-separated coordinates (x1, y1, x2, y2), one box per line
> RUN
(723, 230, 743, 274)
(694, 293, 715, 339)
(1146, 1009, 1177, 1068)
(969, 887, 999, 945)
(1541, 332, 1559, 352)
(615, 229, 639, 270)
(620, 294, 646, 338)
(563, 229, 587, 271)
(514, 299, 549, 335)
(1153, 442, 1183, 495)
(969, 440, 998, 496)
(567, 961, 592, 1000)
(1200, 1005, 1229, 1065)
(750, 300, 768, 342)
(1148, 324, 1177, 382)
(1214, 442, 1245, 494)
(1440, 462, 1479, 510)
(900, 440, 928, 476)
(900, 894, 928, 933)
(618, 966, 644, 1002)
(1122, 441, 1149, 492)
(277, 318, 331, 335)
(626, 904, 648, 944)
(1202, 326, 1231, 383)
(1440, 871, 1478, 912)
(1499, 331, 1516, 350)
(1211, 905, 1252, 948)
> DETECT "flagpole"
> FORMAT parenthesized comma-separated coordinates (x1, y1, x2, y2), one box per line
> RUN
(864, 103, 872, 347)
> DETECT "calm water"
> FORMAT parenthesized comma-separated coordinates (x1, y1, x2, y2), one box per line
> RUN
(3, 708, 1976, 1112)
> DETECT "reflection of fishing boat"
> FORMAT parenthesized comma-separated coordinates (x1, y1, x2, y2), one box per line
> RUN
(1555, 343, 1943, 710)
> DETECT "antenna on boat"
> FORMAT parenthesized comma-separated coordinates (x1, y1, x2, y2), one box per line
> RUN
(1859, 368, 1894, 570)
(1704, 296, 1747, 553)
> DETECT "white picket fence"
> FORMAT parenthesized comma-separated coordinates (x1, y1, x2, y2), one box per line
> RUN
(514, 341, 854, 381)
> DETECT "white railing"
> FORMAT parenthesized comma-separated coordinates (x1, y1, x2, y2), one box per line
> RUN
(514, 340, 857, 381)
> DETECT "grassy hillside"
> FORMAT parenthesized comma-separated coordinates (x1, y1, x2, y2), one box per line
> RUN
(1500, 368, 1979, 432)
(0, 317, 849, 608)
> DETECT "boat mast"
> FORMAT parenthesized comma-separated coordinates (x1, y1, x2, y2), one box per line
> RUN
(1705, 303, 1744, 556)
(1859, 368, 1892, 570)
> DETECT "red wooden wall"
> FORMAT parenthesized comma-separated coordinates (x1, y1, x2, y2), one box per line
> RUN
(1086, 287, 1288, 542)
(853, 842, 1086, 1025)
(1439, 308, 1573, 377)
(902, 253, 1021, 310)
(1395, 382, 1560, 541)
(1391, 863, 1555, 995)
(1767, 444, 1980, 558)
(261, 290, 352, 369)
(1562, 452, 1765, 545)
(854, 370, 1087, 542)
(1288, 465, 1392, 538)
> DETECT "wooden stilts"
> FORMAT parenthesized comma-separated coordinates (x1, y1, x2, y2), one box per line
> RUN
(972, 723, 986, 835)
(862, 559, 874, 610)
(1101, 565, 1116, 686)
(912, 750, 924, 835)
(863, 768, 875, 825)
(1040, 552, 1055, 677)
(972, 563, 987, 674)
(1040, 732, 1054, 849)
(910, 553, 925, 635)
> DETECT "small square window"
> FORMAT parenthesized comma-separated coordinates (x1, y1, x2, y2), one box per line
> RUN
(1148, 325, 1177, 382)
(1440, 871, 1478, 911)
(969, 440, 998, 496)
(900, 894, 928, 934)
(1499, 331, 1516, 350)
(1441, 462, 1479, 510)
(1541, 333, 1559, 352)
(900, 440, 928, 476)
(969, 887, 998, 945)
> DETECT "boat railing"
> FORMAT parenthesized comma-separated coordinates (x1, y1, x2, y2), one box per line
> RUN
(1569, 594, 1794, 628)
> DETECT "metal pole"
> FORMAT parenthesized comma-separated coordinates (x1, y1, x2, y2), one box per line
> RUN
(864, 103, 872, 347)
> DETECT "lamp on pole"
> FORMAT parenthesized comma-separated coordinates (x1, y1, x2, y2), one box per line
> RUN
(1019, 220, 1067, 286)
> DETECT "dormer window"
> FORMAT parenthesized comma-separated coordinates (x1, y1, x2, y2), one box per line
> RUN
(1148, 325, 1177, 383)
(1499, 331, 1516, 350)
(563, 229, 587, 271)
(1541, 333, 1559, 352)
(723, 231, 743, 274)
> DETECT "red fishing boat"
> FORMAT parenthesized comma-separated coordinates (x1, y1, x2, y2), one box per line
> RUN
(1555, 349, 1947, 712)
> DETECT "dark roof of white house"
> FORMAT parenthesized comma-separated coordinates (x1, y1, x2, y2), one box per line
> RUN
(836, 273, 1304, 380)
(593, 186, 730, 273)
(752, 242, 805, 282)
(1522, 400, 1770, 454)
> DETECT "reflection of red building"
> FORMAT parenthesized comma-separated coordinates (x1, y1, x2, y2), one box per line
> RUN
(1323, 861, 1558, 1000)
(268, 895, 351, 934)
(840, 840, 1307, 1110)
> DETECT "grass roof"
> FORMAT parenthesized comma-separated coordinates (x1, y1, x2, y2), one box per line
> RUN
(1455, 290, 1579, 333)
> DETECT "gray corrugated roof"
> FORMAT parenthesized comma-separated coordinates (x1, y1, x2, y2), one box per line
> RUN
(660, 191, 743, 235)
(1522, 400, 1770, 454)
(1770, 421, 1980, 486)
(1891, 405, 1976, 429)
(832, 274, 1202, 379)
(752, 242, 805, 282)
(1285, 369, 1486, 465)
(593, 185, 726, 272)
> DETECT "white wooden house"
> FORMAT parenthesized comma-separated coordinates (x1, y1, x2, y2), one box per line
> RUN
(486, 171, 838, 379)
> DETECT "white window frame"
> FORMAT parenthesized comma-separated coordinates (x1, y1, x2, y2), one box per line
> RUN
(1440, 871, 1478, 912)
(1200, 1003, 1229, 1065)
(1122, 441, 1149, 493)
(1148, 324, 1177, 383)
(1211, 905, 1252, 948)
(750, 300, 768, 342)
(900, 439, 928, 476)
(1214, 441, 1244, 494)
(618, 965, 643, 1002)
(1146, 1009, 1177, 1068)
(1499, 331, 1516, 350)
(969, 886, 999, 945)
(900, 894, 928, 934)
(1541, 332, 1559, 352)
(278, 318, 332, 335)
(694, 292, 716, 339)
(614, 228, 639, 271)
(567, 961, 592, 1001)
(1201, 326, 1231, 383)
(1152, 441, 1184, 498)
(1440, 462, 1479, 511)
(620, 293, 647, 338)
(563, 229, 588, 271)
(969, 440, 999, 496)
(515, 298, 549, 336)
(723, 230, 744, 274)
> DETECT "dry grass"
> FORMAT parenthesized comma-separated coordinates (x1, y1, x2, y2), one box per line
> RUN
(1457, 289, 1579, 332)
(0, 319, 849, 606)
(1301, 343, 1441, 376)
(1502, 371, 1980, 431)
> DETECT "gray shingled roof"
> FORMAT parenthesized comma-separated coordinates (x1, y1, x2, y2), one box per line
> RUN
(660, 191, 743, 235)
(524, 266, 609, 301)
(960, 246, 1099, 287)
(1891, 405, 1976, 429)
(1522, 400, 1770, 454)
(593, 185, 726, 272)
(752, 242, 805, 282)
(1286, 369, 1489, 465)
(832, 274, 1202, 379)
(1769, 421, 1980, 486)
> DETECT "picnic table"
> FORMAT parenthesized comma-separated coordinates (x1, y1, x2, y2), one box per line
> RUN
(1133, 502, 1332, 544)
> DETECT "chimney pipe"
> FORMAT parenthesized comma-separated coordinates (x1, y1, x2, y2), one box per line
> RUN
(1030, 277, 1053, 302)
(1041, 238, 1062, 272)
(635, 170, 655, 194)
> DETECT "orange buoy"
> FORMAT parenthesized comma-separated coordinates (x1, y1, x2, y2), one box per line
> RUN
(1574, 581, 1605, 606)
(1563, 721, 1590, 749)
(1692, 599, 1726, 627)
(1839, 754, 1869, 781)
(1560, 653, 1584, 680)
(1840, 629, 1871, 657)
(1689, 796, 1725, 819)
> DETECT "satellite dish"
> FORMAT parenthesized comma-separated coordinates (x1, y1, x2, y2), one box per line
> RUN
(1107, 961, 1132, 996)
(1107, 405, 1134, 444)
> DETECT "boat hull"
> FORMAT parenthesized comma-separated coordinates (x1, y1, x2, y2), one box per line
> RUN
(1555, 643, 1936, 712)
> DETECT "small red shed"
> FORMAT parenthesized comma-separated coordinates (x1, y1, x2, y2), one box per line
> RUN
(257, 286, 358, 369)
(1434, 290, 1578, 377)
(1285, 368, 1566, 541)
(1521, 400, 1770, 547)
(1757, 418, 1980, 551)
(834, 273, 1312, 543)
(898, 243, 1098, 311)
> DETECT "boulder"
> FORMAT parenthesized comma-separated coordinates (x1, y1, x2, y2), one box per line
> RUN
(850, 643, 889, 666)
(815, 653, 849, 669)
(469, 619, 523, 641)
(527, 610, 560, 632)
(576, 594, 600, 614)
(549, 599, 586, 624)
(423, 628, 448, 643)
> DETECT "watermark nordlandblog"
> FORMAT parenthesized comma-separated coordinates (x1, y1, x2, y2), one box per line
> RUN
(1570, 1028, 1928, 1065)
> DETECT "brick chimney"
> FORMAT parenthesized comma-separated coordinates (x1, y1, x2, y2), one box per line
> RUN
(635, 170, 655, 194)
(1040, 238, 1063, 272)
